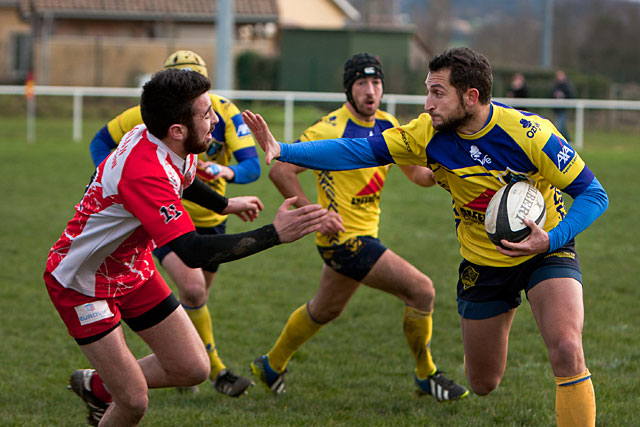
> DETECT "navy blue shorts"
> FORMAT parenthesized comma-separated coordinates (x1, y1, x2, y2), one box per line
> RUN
(457, 240, 582, 320)
(317, 236, 387, 282)
(153, 222, 227, 273)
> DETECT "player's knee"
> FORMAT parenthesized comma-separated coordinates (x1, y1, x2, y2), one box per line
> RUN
(175, 360, 210, 386)
(179, 280, 208, 306)
(115, 389, 148, 421)
(407, 275, 435, 308)
(467, 376, 500, 396)
(547, 336, 584, 372)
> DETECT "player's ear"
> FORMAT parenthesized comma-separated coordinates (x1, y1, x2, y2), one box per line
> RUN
(168, 123, 186, 140)
(464, 88, 480, 106)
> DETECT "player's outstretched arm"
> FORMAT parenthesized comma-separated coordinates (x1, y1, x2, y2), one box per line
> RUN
(242, 110, 281, 164)
(167, 197, 327, 268)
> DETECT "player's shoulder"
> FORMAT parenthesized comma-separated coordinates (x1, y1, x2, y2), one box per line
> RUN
(390, 113, 433, 138)
(301, 108, 345, 140)
(493, 101, 558, 146)
(113, 104, 143, 127)
(374, 109, 400, 126)
(209, 92, 240, 116)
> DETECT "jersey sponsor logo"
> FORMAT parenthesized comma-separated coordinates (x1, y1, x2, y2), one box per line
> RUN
(465, 189, 496, 212)
(352, 171, 384, 206)
(556, 144, 575, 171)
(520, 118, 542, 138)
(351, 194, 381, 206)
(231, 113, 251, 137)
(356, 171, 384, 196)
(159, 204, 183, 223)
(542, 134, 576, 173)
(458, 207, 485, 224)
(399, 128, 413, 153)
(461, 265, 479, 290)
(74, 300, 114, 326)
(469, 145, 492, 165)
(459, 189, 496, 224)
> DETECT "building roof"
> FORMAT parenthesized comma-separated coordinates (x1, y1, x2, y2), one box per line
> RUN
(19, 0, 279, 22)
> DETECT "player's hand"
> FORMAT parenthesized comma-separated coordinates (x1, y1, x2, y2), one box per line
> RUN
(198, 160, 235, 181)
(242, 110, 281, 165)
(222, 196, 264, 222)
(272, 197, 328, 243)
(318, 211, 345, 236)
(497, 218, 550, 257)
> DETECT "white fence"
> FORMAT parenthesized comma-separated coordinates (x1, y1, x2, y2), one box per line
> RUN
(2, 85, 640, 150)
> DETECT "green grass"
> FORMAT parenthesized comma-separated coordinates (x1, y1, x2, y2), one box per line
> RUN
(0, 114, 638, 426)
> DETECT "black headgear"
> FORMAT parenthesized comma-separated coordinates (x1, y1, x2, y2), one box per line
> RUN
(343, 53, 384, 113)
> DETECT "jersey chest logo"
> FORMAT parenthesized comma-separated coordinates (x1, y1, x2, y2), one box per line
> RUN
(469, 145, 492, 166)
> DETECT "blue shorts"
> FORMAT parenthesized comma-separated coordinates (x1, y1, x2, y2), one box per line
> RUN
(457, 240, 582, 320)
(317, 236, 387, 282)
(153, 222, 227, 273)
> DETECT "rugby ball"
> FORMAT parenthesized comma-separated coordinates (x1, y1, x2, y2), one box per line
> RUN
(485, 181, 546, 248)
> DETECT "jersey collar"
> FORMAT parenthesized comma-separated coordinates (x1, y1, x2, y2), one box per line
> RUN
(146, 128, 186, 169)
(457, 102, 497, 140)
(343, 104, 376, 127)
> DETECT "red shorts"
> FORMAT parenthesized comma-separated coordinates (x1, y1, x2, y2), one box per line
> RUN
(44, 269, 175, 342)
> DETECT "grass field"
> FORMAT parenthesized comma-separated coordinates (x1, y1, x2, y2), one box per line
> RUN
(0, 110, 638, 426)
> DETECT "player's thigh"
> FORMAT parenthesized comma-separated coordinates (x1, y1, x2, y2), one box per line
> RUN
(461, 309, 515, 383)
(309, 264, 361, 322)
(137, 305, 209, 375)
(527, 277, 585, 375)
(363, 249, 433, 305)
(160, 252, 206, 296)
(79, 326, 148, 401)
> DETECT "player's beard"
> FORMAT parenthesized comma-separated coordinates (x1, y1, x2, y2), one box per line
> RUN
(432, 95, 473, 132)
(354, 95, 380, 118)
(184, 120, 210, 154)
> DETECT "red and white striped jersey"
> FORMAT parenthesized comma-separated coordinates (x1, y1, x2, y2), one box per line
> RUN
(46, 125, 197, 297)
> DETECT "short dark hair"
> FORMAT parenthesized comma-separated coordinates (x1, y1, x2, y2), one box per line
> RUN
(140, 68, 211, 138)
(429, 47, 493, 104)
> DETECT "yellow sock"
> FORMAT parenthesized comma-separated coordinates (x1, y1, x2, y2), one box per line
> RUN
(403, 306, 437, 379)
(267, 303, 323, 373)
(184, 304, 226, 378)
(555, 369, 596, 427)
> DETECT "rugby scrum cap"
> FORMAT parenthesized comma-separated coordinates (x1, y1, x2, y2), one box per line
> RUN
(343, 53, 384, 93)
(163, 50, 208, 77)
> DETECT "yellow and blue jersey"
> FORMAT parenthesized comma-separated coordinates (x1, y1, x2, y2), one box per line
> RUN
(90, 93, 259, 228)
(298, 105, 398, 247)
(371, 102, 593, 266)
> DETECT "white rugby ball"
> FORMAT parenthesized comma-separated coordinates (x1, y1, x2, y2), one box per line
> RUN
(485, 181, 546, 248)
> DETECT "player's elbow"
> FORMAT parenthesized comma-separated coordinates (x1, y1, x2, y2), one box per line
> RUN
(245, 168, 260, 183)
(268, 163, 288, 183)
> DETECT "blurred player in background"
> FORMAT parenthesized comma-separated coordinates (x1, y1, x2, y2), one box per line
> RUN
(243, 47, 608, 426)
(89, 51, 260, 396)
(50, 68, 327, 426)
(249, 53, 468, 401)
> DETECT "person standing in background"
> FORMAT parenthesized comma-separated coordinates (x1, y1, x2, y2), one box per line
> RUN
(550, 70, 574, 140)
(507, 72, 528, 98)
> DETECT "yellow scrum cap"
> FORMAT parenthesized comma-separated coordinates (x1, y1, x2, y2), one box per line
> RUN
(163, 50, 208, 77)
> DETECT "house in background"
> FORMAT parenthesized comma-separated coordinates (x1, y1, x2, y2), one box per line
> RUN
(0, 0, 31, 84)
(1, 0, 430, 91)
(13, 0, 281, 86)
